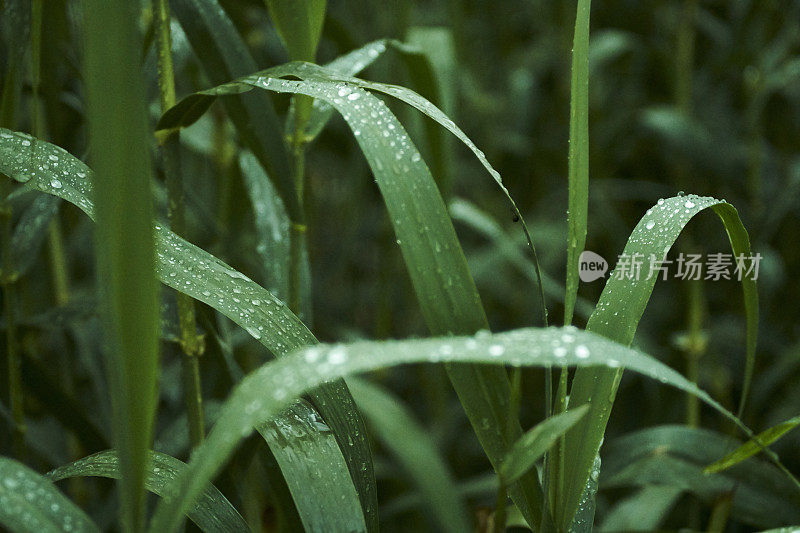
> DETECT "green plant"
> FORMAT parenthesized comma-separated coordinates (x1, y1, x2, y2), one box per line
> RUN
(2, 1, 800, 532)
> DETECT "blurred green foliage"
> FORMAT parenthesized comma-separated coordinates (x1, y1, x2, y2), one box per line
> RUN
(1, 0, 799, 531)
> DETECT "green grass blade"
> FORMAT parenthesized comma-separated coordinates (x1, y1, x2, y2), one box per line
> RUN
(10, 194, 59, 278)
(294, 40, 391, 142)
(156, 63, 549, 524)
(256, 400, 367, 532)
(265, 0, 326, 62)
(705, 415, 800, 474)
(144, 324, 758, 533)
(0, 456, 100, 533)
(47, 450, 248, 533)
(500, 406, 588, 484)
(347, 378, 471, 533)
(0, 127, 375, 533)
(157, 60, 549, 325)
(170, 0, 298, 222)
(80, 1, 160, 530)
(561, 193, 760, 529)
(240, 152, 290, 302)
(565, 0, 591, 326)
(604, 426, 800, 528)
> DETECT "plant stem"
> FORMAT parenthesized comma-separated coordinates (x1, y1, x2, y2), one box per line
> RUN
(288, 99, 310, 318)
(152, 0, 205, 447)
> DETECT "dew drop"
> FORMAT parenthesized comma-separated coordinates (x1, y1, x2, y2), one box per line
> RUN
(489, 344, 505, 357)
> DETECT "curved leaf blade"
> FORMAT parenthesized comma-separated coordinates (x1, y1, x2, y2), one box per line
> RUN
(147, 325, 756, 533)
(500, 406, 589, 484)
(562, 194, 759, 528)
(0, 128, 375, 533)
(157, 63, 548, 524)
(157, 59, 549, 323)
(705, 415, 800, 474)
(47, 450, 248, 533)
(604, 426, 800, 528)
(256, 401, 366, 533)
(0, 456, 100, 533)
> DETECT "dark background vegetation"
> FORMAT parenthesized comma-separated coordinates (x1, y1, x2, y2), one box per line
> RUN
(1, 0, 799, 530)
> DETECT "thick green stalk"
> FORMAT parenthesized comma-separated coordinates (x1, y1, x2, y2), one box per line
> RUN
(82, 0, 161, 530)
(152, 0, 206, 447)
(288, 125, 308, 317)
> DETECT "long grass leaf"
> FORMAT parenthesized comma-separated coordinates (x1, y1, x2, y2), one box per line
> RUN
(240, 152, 290, 301)
(705, 415, 800, 474)
(140, 324, 759, 533)
(156, 63, 550, 523)
(561, 193, 759, 528)
(157, 60, 549, 324)
(347, 378, 471, 533)
(0, 127, 374, 533)
(604, 426, 800, 527)
(0, 456, 100, 533)
(47, 450, 248, 533)
(170, 0, 297, 221)
(564, 0, 591, 326)
(500, 406, 588, 484)
(256, 401, 367, 532)
(80, 1, 160, 530)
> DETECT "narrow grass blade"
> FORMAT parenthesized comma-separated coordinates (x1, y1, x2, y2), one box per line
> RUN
(500, 406, 588, 484)
(705, 415, 800, 474)
(170, 0, 297, 222)
(604, 425, 800, 528)
(240, 152, 290, 301)
(47, 450, 248, 533)
(256, 401, 367, 532)
(347, 378, 471, 533)
(80, 1, 160, 530)
(564, 0, 591, 326)
(10, 194, 60, 278)
(265, 0, 326, 62)
(157, 60, 549, 325)
(143, 324, 758, 533)
(561, 193, 759, 529)
(156, 64, 549, 523)
(0, 128, 375, 533)
(0, 456, 100, 533)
